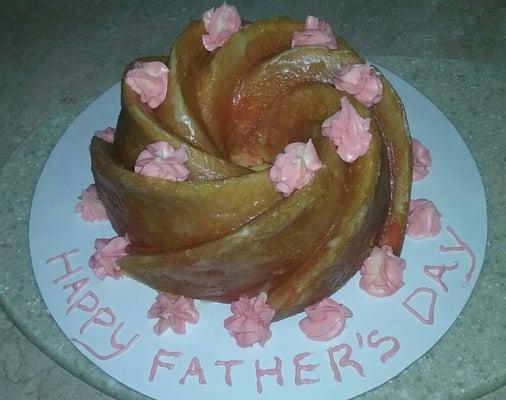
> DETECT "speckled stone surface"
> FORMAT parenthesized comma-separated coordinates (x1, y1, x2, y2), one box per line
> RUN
(0, 1, 504, 399)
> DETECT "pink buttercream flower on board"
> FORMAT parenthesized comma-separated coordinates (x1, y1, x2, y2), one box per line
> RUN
(95, 127, 115, 143)
(75, 184, 108, 222)
(202, 3, 241, 51)
(334, 64, 383, 107)
(147, 293, 199, 335)
(134, 141, 190, 181)
(412, 138, 432, 181)
(269, 139, 323, 196)
(299, 298, 352, 341)
(321, 97, 372, 163)
(407, 199, 442, 239)
(224, 292, 275, 348)
(359, 245, 406, 297)
(89, 236, 129, 280)
(291, 15, 338, 49)
(125, 61, 169, 108)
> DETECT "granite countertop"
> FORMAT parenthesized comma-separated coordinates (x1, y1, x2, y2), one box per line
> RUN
(0, 1, 504, 399)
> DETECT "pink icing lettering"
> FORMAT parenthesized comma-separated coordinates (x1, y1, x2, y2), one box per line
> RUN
(214, 360, 244, 386)
(179, 357, 207, 385)
(355, 332, 364, 348)
(326, 343, 365, 382)
(366, 329, 400, 363)
(293, 352, 320, 385)
(423, 262, 459, 293)
(46, 249, 82, 284)
(255, 357, 284, 394)
(71, 323, 139, 361)
(62, 277, 89, 304)
(149, 349, 183, 382)
(80, 307, 117, 335)
(66, 291, 99, 316)
(402, 287, 437, 325)
(440, 226, 476, 286)
(110, 323, 139, 349)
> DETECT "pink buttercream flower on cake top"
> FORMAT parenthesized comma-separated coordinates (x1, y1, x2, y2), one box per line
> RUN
(89, 236, 129, 280)
(321, 97, 372, 163)
(299, 298, 352, 342)
(75, 184, 108, 222)
(125, 61, 169, 108)
(202, 3, 241, 52)
(412, 138, 432, 181)
(95, 127, 115, 143)
(334, 64, 383, 107)
(224, 292, 275, 348)
(134, 141, 190, 181)
(147, 292, 199, 335)
(407, 199, 442, 239)
(359, 245, 406, 297)
(291, 15, 338, 49)
(269, 139, 323, 196)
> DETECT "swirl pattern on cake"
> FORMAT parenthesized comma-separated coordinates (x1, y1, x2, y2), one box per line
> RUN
(90, 16, 412, 320)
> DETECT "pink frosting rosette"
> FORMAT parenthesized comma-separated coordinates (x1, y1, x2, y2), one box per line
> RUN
(95, 127, 115, 144)
(334, 64, 383, 107)
(407, 199, 442, 239)
(412, 138, 432, 181)
(134, 141, 189, 181)
(147, 293, 199, 335)
(359, 245, 406, 297)
(269, 139, 323, 196)
(321, 97, 372, 163)
(75, 183, 108, 222)
(89, 236, 129, 280)
(291, 15, 338, 49)
(224, 292, 275, 348)
(125, 61, 169, 108)
(298, 298, 352, 341)
(202, 3, 241, 52)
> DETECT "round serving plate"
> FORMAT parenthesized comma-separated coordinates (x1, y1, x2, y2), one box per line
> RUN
(29, 67, 487, 400)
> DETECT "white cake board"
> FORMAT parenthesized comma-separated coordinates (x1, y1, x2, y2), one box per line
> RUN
(29, 68, 487, 400)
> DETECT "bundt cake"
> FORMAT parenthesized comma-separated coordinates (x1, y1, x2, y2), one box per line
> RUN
(90, 7, 412, 321)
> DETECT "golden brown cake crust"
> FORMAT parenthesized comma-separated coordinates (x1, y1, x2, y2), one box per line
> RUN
(90, 18, 412, 320)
